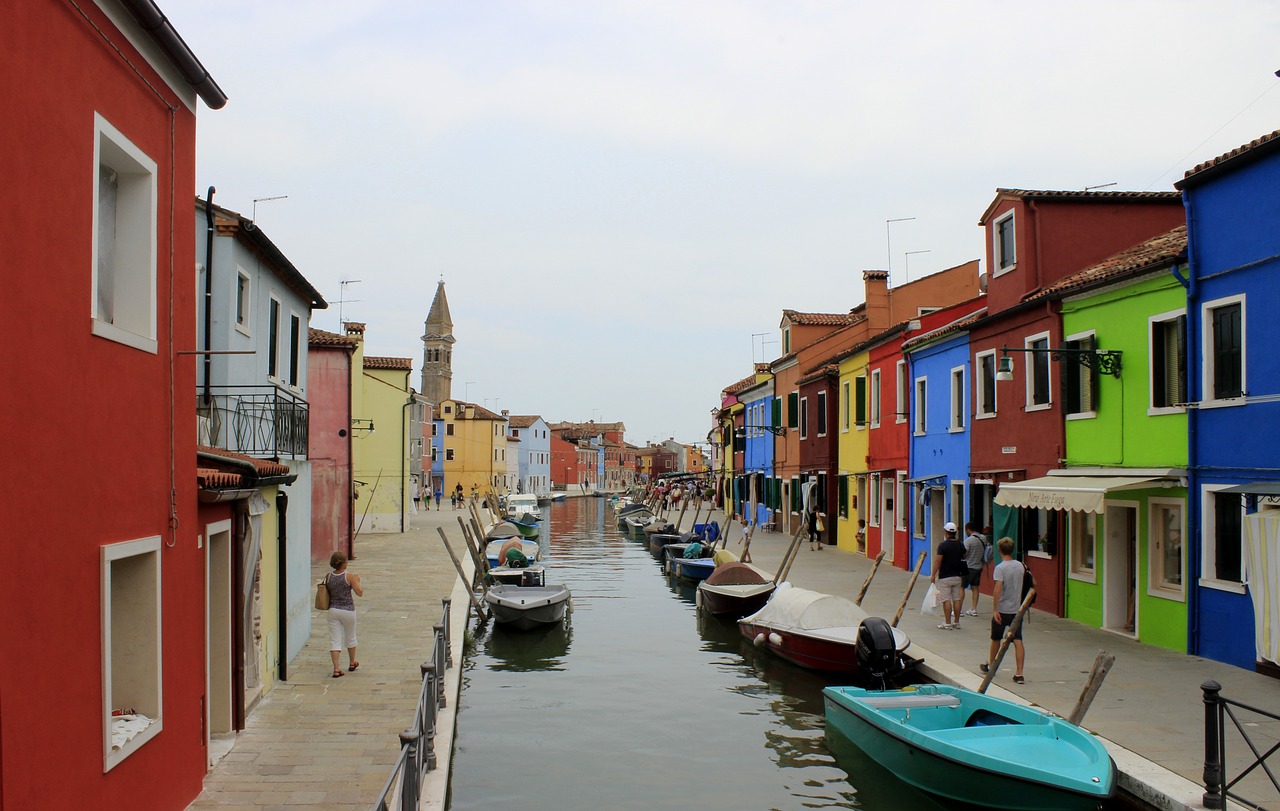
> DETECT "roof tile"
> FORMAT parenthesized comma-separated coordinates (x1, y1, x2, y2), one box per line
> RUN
(1025, 226, 1187, 302)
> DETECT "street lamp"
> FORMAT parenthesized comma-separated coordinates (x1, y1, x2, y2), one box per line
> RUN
(996, 345, 1123, 379)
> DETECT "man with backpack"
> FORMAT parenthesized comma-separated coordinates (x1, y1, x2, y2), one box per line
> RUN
(981, 537, 1029, 684)
(961, 522, 989, 616)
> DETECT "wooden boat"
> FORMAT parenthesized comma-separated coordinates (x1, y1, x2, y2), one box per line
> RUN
(487, 564, 545, 587)
(484, 538, 541, 568)
(648, 530, 685, 555)
(697, 561, 776, 617)
(737, 585, 912, 678)
(483, 584, 571, 630)
(484, 520, 522, 541)
(507, 514, 540, 540)
(823, 684, 1116, 811)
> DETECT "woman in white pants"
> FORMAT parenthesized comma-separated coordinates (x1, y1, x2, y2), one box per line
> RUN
(324, 551, 364, 677)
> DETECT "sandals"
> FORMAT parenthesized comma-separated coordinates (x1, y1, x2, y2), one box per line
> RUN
(1013, 675, 1025, 684)
(332, 670, 345, 678)
(348, 662, 360, 672)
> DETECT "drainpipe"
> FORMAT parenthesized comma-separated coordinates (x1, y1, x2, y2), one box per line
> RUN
(402, 391, 414, 533)
(1183, 193, 1202, 656)
(276, 490, 288, 683)
(203, 187, 216, 409)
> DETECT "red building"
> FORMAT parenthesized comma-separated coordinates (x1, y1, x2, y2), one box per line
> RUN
(308, 327, 357, 560)
(550, 433, 580, 491)
(969, 189, 1185, 616)
(862, 324, 912, 565)
(796, 364, 840, 544)
(3, 2, 225, 807)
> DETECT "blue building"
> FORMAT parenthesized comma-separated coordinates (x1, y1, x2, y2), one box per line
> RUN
(903, 308, 985, 575)
(740, 370, 777, 527)
(1176, 128, 1280, 670)
(509, 415, 552, 498)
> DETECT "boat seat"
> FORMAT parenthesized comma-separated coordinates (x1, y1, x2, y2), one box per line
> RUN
(858, 694, 962, 709)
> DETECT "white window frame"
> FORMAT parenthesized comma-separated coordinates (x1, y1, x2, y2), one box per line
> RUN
(870, 369, 882, 429)
(799, 396, 809, 439)
(235, 268, 253, 336)
(92, 113, 158, 354)
(992, 209, 1017, 276)
(975, 349, 997, 418)
(881, 474, 895, 535)
(1200, 484, 1247, 594)
(267, 295, 282, 380)
(1148, 498, 1186, 601)
(913, 484, 927, 538)
(1067, 510, 1097, 583)
(816, 390, 828, 437)
(1024, 331, 1052, 412)
(1148, 307, 1188, 415)
(1202, 294, 1246, 408)
(1063, 329, 1097, 420)
(895, 360, 908, 423)
(288, 308, 303, 389)
(949, 366, 965, 432)
(841, 381, 851, 433)
(895, 472, 908, 531)
(102, 535, 163, 771)
(868, 474, 881, 527)
(951, 481, 965, 529)
(914, 377, 927, 436)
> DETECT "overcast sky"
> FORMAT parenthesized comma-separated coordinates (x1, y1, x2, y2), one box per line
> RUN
(168, 0, 1280, 447)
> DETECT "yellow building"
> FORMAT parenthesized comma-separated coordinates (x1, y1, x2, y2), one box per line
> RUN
(347, 323, 413, 533)
(836, 347, 872, 553)
(438, 399, 507, 498)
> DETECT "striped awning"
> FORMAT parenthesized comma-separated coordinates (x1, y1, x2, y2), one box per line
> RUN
(993, 475, 1159, 514)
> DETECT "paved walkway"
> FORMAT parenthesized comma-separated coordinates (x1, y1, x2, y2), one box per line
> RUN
(191, 500, 1280, 810)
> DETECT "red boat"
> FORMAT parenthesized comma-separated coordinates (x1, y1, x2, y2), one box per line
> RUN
(697, 561, 776, 617)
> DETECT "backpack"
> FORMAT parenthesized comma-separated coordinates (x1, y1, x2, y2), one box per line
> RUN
(983, 538, 994, 565)
(1020, 564, 1037, 606)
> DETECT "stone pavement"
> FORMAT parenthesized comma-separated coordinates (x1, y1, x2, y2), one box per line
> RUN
(192, 499, 1280, 810)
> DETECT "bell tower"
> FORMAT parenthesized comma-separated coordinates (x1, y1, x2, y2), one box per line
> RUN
(421, 280, 455, 404)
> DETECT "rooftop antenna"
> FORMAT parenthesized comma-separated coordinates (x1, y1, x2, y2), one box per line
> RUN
(886, 217, 915, 287)
(338, 279, 362, 325)
(904, 249, 931, 282)
(252, 194, 288, 221)
(1083, 182, 1117, 192)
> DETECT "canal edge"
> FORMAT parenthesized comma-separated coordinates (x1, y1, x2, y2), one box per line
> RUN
(420, 560, 475, 811)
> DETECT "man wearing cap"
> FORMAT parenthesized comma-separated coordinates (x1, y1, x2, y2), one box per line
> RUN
(930, 521, 967, 629)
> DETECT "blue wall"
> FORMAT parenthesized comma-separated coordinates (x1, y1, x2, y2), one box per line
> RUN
(744, 392, 776, 526)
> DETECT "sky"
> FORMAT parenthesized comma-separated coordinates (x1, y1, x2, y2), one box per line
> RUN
(165, 0, 1280, 448)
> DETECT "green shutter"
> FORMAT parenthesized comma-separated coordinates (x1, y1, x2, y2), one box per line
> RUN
(788, 392, 799, 428)
(855, 376, 867, 425)
(771, 397, 782, 427)
(838, 475, 849, 519)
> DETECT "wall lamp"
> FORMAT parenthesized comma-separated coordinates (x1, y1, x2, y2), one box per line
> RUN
(351, 418, 376, 435)
(996, 345, 1123, 380)
(734, 425, 787, 437)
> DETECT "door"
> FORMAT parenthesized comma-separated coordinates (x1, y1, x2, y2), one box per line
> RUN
(206, 521, 234, 765)
(1104, 502, 1138, 635)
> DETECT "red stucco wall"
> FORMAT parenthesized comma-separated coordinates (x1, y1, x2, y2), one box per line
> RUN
(308, 344, 354, 560)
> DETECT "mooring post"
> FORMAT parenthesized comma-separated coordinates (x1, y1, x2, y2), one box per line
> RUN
(1203, 680, 1224, 809)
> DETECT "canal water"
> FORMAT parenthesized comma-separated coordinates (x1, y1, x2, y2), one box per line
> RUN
(446, 498, 1126, 811)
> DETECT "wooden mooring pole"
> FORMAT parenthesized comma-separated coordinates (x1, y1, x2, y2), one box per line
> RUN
(978, 588, 1036, 694)
(854, 551, 887, 606)
(1066, 650, 1115, 725)
(891, 552, 928, 627)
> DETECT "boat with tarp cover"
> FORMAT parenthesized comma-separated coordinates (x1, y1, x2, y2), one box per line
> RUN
(697, 561, 775, 617)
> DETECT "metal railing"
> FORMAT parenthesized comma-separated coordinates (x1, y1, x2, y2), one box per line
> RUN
(371, 599, 452, 811)
(1203, 680, 1280, 809)
(197, 385, 309, 459)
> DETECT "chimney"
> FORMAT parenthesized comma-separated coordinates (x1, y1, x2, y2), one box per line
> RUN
(754, 362, 770, 374)
(862, 271, 890, 331)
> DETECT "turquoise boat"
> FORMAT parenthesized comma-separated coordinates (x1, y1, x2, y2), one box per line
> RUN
(823, 684, 1115, 811)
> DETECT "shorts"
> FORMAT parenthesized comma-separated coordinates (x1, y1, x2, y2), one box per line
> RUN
(963, 567, 983, 589)
(328, 607, 358, 650)
(935, 576, 964, 604)
(991, 612, 1024, 642)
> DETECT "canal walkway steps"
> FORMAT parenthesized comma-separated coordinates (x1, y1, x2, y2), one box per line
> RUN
(190, 501, 1275, 810)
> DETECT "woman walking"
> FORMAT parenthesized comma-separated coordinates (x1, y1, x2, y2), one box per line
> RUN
(325, 551, 363, 677)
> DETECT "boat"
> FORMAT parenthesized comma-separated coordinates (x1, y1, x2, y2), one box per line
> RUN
(507, 514, 540, 540)
(822, 684, 1116, 811)
(697, 561, 776, 617)
(487, 564, 545, 587)
(549, 492, 567, 502)
(483, 583, 572, 630)
(663, 540, 720, 581)
(737, 585, 914, 679)
(484, 538, 541, 568)
(484, 520, 522, 541)
(648, 529, 685, 555)
(505, 494, 542, 520)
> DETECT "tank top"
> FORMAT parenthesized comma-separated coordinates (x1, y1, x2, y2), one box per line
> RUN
(327, 570, 355, 611)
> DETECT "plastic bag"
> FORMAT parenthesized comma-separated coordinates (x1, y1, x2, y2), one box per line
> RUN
(921, 582, 941, 616)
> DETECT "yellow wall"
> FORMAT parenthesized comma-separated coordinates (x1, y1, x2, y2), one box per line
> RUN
(837, 350, 871, 553)
(352, 355, 412, 533)
(440, 400, 499, 498)
(253, 490, 280, 699)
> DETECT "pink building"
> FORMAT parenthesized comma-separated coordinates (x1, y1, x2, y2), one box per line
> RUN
(308, 327, 357, 560)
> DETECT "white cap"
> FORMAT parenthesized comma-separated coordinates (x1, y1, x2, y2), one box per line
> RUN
(943, 522, 958, 533)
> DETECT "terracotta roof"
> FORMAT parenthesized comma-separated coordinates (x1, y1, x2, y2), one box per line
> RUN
(452, 401, 504, 420)
(507, 415, 541, 428)
(1178, 129, 1280, 187)
(197, 467, 243, 488)
(979, 188, 1182, 224)
(1026, 226, 1187, 302)
(364, 356, 412, 370)
(197, 445, 292, 477)
(781, 309, 857, 327)
(797, 363, 840, 385)
(343, 322, 366, 334)
(722, 372, 759, 396)
(309, 327, 356, 346)
(902, 308, 988, 351)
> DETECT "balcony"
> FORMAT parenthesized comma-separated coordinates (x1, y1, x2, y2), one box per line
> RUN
(197, 385, 309, 459)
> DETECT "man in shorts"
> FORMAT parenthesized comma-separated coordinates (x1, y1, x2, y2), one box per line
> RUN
(961, 521, 988, 616)
(982, 537, 1027, 684)
(929, 522, 966, 629)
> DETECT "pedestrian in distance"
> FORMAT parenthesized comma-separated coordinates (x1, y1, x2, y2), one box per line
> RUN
(855, 518, 867, 553)
(982, 537, 1027, 684)
(961, 521, 988, 616)
(930, 521, 966, 629)
(324, 551, 363, 678)
(434, 487, 442, 510)
(450, 491, 457, 510)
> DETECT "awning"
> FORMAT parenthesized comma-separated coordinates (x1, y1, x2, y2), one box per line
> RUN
(993, 475, 1160, 514)
(1220, 482, 1280, 496)
(903, 473, 947, 486)
(970, 468, 1025, 480)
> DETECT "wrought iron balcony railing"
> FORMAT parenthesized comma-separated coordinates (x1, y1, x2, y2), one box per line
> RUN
(197, 385, 309, 460)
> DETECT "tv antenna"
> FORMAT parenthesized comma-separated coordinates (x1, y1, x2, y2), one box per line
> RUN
(252, 194, 288, 221)
(337, 279, 363, 325)
(1083, 182, 1117, 192)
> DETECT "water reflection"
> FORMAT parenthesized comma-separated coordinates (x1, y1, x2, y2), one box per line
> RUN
(482, 621, 572, 672)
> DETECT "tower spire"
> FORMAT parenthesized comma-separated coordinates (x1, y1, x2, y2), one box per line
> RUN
(421, 280, 455, 404)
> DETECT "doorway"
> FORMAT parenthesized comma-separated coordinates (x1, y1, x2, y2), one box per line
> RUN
(1104, 502, 1138, 636)
(206, 521, 234, 766)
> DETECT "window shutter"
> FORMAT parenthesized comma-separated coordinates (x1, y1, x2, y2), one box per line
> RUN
(788, 392, 799, 428)
(854, 377, 867, 425)
(771, 398, 782, 427)
(1170, 315, 1186, 405)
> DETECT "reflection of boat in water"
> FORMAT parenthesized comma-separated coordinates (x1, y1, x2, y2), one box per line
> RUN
(664, 573, 699, 604)
(482, 620, 572, 672)
(823, 720, 953, 811)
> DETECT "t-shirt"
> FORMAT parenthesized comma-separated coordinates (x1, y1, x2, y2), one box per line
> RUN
(993, 559, 1025, 614)
(936, 537, 967, 579)
(963, 533, 987, 570)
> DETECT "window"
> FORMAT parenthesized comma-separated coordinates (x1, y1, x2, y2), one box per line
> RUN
(913, 484, 926, 537)
(1068, 511, 1096, 579)
(896, 475, 908, 531)
(1205, 297, 1244, 401)
(949, 367, 965, 431)
(993, 210, 1016, 274)
(1025, 333, 1051, 409)
(443, 404, 452, 414)
(1150, 500, 1184, 596)
(1150, 312, 1186, 411)
(430, 447, 437, 461)
(914, 378, 927, 435)
(771, 397, 781, 428)
(799, 397, 809, 439)
(446, 423, 455, 437)
(102, 536, 163, 770)
(267, 298, 280, 378)
(883, 475, 895, 532)
(235, 270, 251, 333)
(842, 381, 851, 431)
(855, 476, 867, 520)
(870, 370, 881, 428)
(1205, 490, 1243, 585)
(838, 475, 849, 519)
(784, 328, 791, 354)
(868, 475, 881, 527)
(816, 390, 828, 436)
(896, 360, 908, 423)
(93, 114, 158, 353)
(1062, 332, 1096, 417)
(976, 350, 996, 417)
(951, 482, 964, 529)
(288, 313, 301, 387)
(788, 391, 799, 428)
(854, 376, 867, 427)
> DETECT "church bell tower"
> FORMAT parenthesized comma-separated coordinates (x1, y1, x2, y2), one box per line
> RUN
(421, 280, 455, 404)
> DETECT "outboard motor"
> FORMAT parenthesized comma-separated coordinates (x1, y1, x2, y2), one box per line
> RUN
(856, 616, 900, 684)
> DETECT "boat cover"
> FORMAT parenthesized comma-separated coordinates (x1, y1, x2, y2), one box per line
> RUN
(705, 560, 766, 586)
(742, 585, 868, 630)
(711, 549, 738, 567)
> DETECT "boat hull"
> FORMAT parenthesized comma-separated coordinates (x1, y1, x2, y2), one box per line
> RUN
(697, 582, 775, 617)
(484, 584, 571, 630)
(738, 620, 861, 672)
(823, 686, 1115, 811)
(669, 556, 716, 581)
